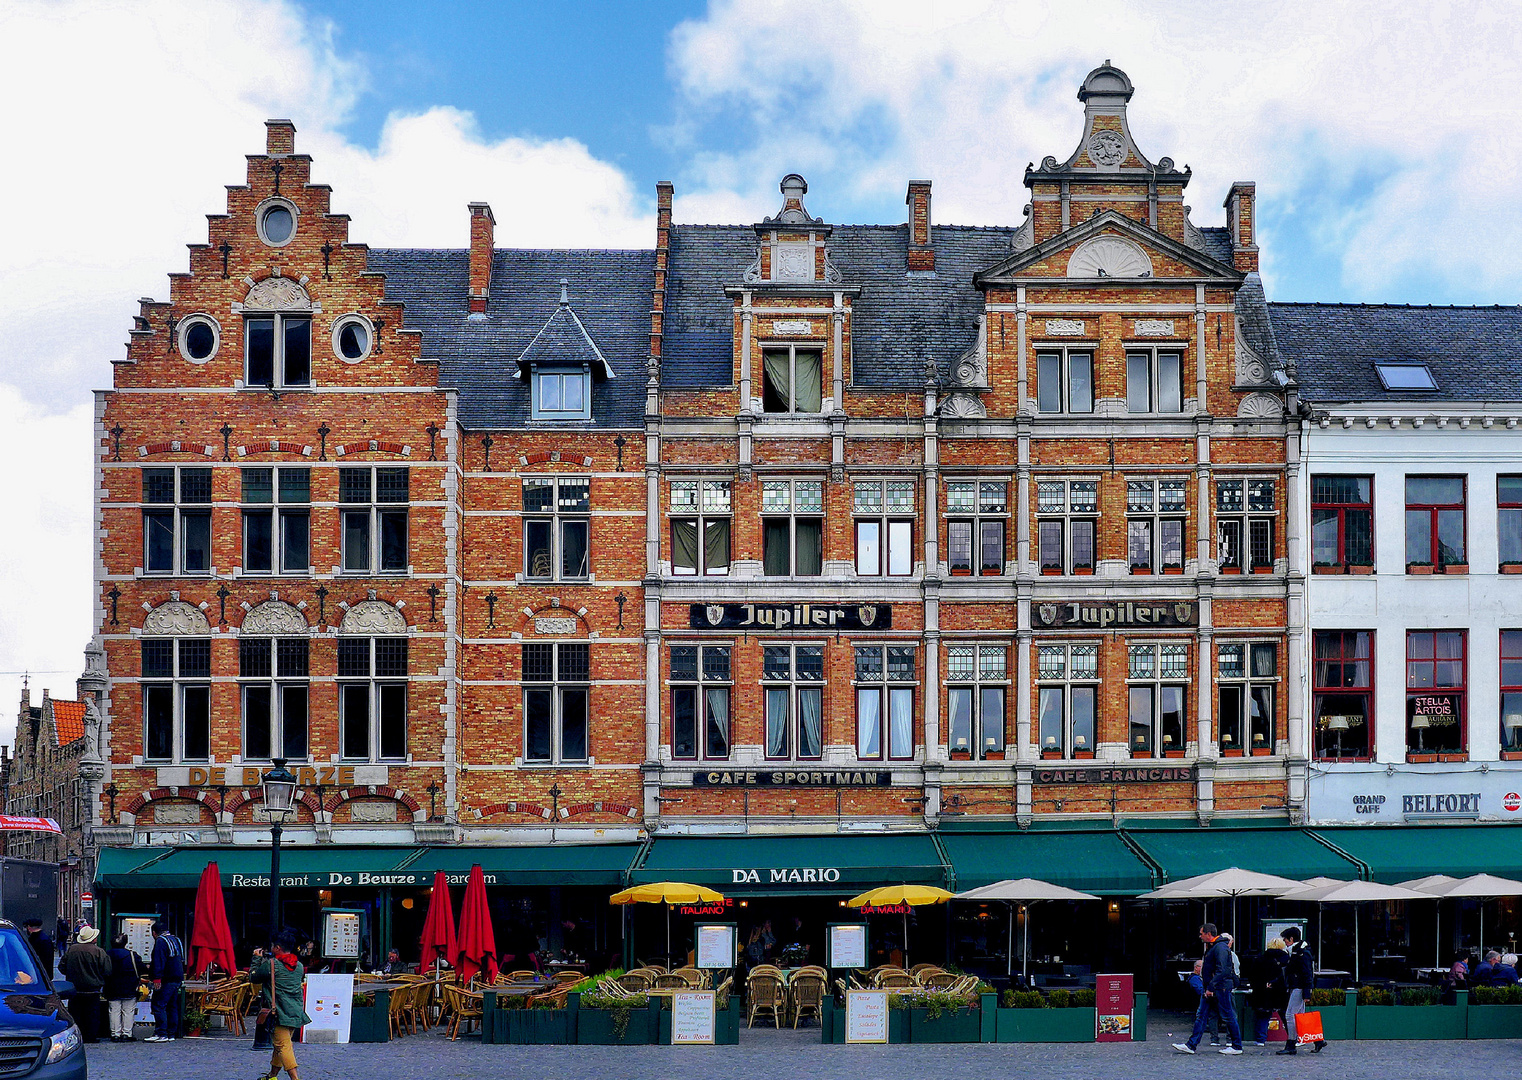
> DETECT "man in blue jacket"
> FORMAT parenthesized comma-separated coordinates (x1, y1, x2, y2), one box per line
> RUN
(144, 922, 185, 1043)
(1174, 923, 1243, 1054)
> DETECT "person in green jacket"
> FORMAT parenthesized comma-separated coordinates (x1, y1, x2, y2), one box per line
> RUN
(249, 930, 311, 1080)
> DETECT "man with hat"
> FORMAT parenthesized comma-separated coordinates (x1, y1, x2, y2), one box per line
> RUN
(59, 924, 112, 1044)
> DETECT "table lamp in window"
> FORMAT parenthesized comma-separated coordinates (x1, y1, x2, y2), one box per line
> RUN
(1074, 734, 1088, 750)
(1221, 731, 1233, 750)
(1326, 714, 1350, 759)
(1044, 735, 1058, 749)
(984, 736, 999, 753)
(1410, 712, 1430, 752)
(1505, 711, 1522, 750)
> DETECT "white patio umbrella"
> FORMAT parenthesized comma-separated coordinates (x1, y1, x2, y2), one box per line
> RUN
(1281, 877, 1355, 963)
(1284, 880, 1428, 983)
(955, 879, 1100, 984)
(1396, 875, 1459, 967)
(1140, 868, 1306, 936)
(1409, 874, 1522, 960)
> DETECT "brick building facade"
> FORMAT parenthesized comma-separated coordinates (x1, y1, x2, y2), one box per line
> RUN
(90, 63, 1325, 974)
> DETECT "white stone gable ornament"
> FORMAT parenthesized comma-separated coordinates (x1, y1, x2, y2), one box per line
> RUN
(1044, 319, 1086, 337)
(142, 600, 211, 636)
(1067, 235, 1153, 279)
(241, 600, 307, 636)
(1087, 130, 1126, 168)
(244, 277, 312, 311)
(340, 599, 408, 635)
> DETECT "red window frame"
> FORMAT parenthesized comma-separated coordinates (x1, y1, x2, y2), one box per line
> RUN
(1501, 631, 1522, 754)
(1405, 630, 1467, 759)
(1405, 475, 1466, 568)
(1312, 630, 1374, 761)
(1499, 477, 1522, 568)
(1310, 475, 1374, 568)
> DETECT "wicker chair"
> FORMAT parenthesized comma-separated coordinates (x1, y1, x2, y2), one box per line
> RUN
(908, 963, 940, 978)
(875, 969, 914, 989)
(746, 972, 785, 1028)
(617, 971, 654, 992)
(672, 967, 704, 988)
(920, 972, 959, 990)
(444, 986, 483, 1040)
(553, 970, 586, 985)
(654, 973, 690, 990)
(505, 969, 539, 981)
(202, 981, 255, 1036)
(388, 983, 415, 1038)
(790, 973, 827, 1029)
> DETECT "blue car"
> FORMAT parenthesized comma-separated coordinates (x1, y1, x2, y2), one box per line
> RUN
(0, 919, 86, 1078)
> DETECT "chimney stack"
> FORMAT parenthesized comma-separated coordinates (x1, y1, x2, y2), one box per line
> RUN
(906, 180, 934, 272)
(1224, 181, 1258, 273)
(468, 202, 495, 314)
(265, 119, 296, 156)
(651, 182, 674, 361)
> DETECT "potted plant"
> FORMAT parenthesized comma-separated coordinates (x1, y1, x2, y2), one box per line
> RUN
(1408, 561, 1434, 575)
(1072, 564, 1094, 576)
(1163, 564, 1184, 575)
(183, 1005, 209, 1039)
(1161, 734, 1185, 759)
(1502, 562, 1522, 575)
(892, 988, 983, 1043)
(1313, 561, 1343, 574)
(1442, 562, 1469, 575)
(1250, 733, 1272, 757)
(1468, 984, 1522, 1038)
(574, 986, 658, 1044)
(350, 990, 391, 1043)
(995, 987, 1097, 1042)
(1252, 562, 1274, 574)
(1355, 984, 1466, 1040)
(1349, 563, 1375, 575)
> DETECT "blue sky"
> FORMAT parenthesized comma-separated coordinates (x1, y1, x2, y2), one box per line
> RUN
(0, 0, 1519, 731)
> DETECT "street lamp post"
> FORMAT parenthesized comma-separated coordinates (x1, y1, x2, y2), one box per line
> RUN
(261, 759, 298, 944)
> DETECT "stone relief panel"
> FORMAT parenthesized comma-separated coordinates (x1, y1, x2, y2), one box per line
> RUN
(1237, 392, 1282, 419)
(241, 600, 307, 636)
(244, 276, 312, 311)
(340, 599, 408, 635)
(142, 600, 211, 636)
(1067, 236, 1153, 279)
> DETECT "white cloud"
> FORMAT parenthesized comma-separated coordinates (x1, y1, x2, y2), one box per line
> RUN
(667, 0, 1522, 300)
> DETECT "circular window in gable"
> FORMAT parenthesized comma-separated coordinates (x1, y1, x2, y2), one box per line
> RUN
(256, 198, 298, 247)
(176, 314, 221, 364)
(331, 314, 374, 363)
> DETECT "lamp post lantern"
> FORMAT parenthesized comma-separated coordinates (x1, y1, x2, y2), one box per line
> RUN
(261, 758, 299, 943)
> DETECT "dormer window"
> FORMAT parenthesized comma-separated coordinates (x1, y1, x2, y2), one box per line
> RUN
(762, 346, 822, 413)
(533, 366, 591, 421)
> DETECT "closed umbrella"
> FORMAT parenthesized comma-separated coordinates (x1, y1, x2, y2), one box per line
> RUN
(189, 861, 237, 977)
(955, 879, 1098, 984)
(847, 885, 955, 969)
(1397, 875, 1459, 967)
(1284, 880, 1428, 983)
(610, 882, 724, 965)
(456, 864, 498, 985)
(418, 870, 457, 979)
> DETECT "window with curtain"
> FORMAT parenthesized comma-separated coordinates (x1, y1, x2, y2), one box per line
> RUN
(1036, 479, 1098, 574)
(762, 479, 824, 576)
(761, 346, 823, 413)
(1314, 630, 1373, 761)
(671, 645, 731, 760)
(1216, 477, 1275, 572)
(1127, 477, 1187, 573)
(1125, 349, 1183, 413)
(1037, 644, 1098, 758)
(945, 480, 1007, 576)
(1036, 350, 1094, 414)
(855, 645, 915, 760)
(1126, 642, 1188, 757)
(946, 645, 1008, 759)
(762, 645, 825, 759)
(670, 480, 732, 576)
(1217, 642, 1277, 756)
(1406, 630, 1466, 757)
(854, 479, 915, 576)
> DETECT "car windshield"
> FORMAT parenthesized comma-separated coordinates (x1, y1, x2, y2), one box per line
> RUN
(0, 931, 43, 990)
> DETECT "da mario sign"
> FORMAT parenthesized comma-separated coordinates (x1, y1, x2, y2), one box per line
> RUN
(730, 867, 843, 886)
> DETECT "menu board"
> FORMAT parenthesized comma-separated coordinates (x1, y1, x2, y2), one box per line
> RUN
(1095, 973, 1133, 1042)
(845, 990, 888, 1044)
(671, 990, 716, 1044)
(118, 915, 157, 963)
(303, 974, 354, 1044)
(695, 924, 736, 969)
(1262, 919, 1306, 952)
(828, 924, 868, 970)
(323, 910, 362, 959)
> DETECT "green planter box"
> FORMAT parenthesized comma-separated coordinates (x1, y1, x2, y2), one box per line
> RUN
(908, 1006, 982, 1043)
(349, 1000, 391, 1044)
(1133, 991, 1148, 1042)
(575, 1000, 659, 1045)
(505, 1008, 570, 1044)
(995, 1008, 1096, 1043)
(1355, 1004, 1466, 1040)
(1467, 1004, 1522, 1039)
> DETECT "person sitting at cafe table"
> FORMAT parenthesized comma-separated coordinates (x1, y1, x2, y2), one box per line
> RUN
(1490, 953, 1520, 986)
(1475, 951, 1503, 986)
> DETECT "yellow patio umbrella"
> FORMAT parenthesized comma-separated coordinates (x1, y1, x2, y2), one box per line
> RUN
(847, 885, 955, 968)
(610, 882, 725, 964)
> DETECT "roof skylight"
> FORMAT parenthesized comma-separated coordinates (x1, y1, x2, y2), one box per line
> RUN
(1373, 362, 1438, 391)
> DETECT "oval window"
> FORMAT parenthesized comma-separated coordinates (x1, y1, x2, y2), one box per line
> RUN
(184, 321, 216, 360)
(261, 205, 294, 245)
(338, 320, 369, 360)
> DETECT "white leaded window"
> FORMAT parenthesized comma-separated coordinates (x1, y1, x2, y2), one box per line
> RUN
(763, 644, 824, 759)
(763, 479, 824, 577)
(1217, 642, 1277, 755)
(671, 480, 732, 576)
(1127, 477, 1187, 573)
(947, 645, 1007, 758)
(338, 637, 409, 762)
(946, 480, 1008, 576)
(143, 467, 212, 575)
(1037, 644, 1099, 757)
(854, 480, 916, 576)
(1217, 477, 1276, 571)
(340, 467, 409, 574)
(522, 642, 588, 764)
(1127, 642, 1189, 757)
(855, 645, 916, 760)
(671, 645, 731, 760)
(1037, 479, 1098, 574)
(241, 467, 310, 575)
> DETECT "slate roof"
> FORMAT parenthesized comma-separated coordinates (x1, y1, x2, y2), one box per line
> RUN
(51, 700, 84, 746)
(366, 248, 654, 429)
(1269, 303, 1522, 403)
(663, 224, 1019, 389)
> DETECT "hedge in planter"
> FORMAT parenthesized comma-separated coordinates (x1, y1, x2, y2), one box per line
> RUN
(1304, 988, 1357, 1041)
(349, 991, 391, 1044)
(574, 990, 659, 1045)
(995, 988, 1097, 1043)
(1354, 985, 1466, 1040)
(886, 990, 984, 1043)
(1468, 985, 1522, 1039)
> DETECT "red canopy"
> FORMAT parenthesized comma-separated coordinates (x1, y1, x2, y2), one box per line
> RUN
(418, 870, 456, 971)
(189, 861, 237, 976)
(455, 864, 497, 985)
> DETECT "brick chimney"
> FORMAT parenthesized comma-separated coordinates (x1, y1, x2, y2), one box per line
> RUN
(468, 202, 495, 314)
(906, 180, 934, 272)
(265, 119, 296, 156)
(1224, 181, 1258, 273)
(651, 181, 673, 360)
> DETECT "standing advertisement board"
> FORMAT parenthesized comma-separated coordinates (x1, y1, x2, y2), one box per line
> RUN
(827, 923, 868, 969)
(695, 923, 737, 969)
(845, 989, 888, 1043)
(1095, 973, 1134, 1041)
(671, 990, 717, 1044)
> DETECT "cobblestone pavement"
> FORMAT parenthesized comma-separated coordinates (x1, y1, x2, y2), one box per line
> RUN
(82, 1020, 1522, 1080)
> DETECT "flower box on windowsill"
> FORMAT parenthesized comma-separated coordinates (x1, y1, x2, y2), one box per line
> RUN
(1503, 563, 1522, 575)
(1350, 564, 1375, 575)
(1408, 563, 1434, 575)
(1251, 748, 1272, 757)
(1442, 563, 1469, 575)
(1220, 566, 1242, 575)
(1439, 752, 1469, 763)
(1042, 567, 1064, 576)
(1221, 748, 1245, 758)
(983, 750, 1006, 761)
(1162, 750, 1186, 759)
(1072, 750, 1096, 760)
(1130, 567, 1153, 575)
(1501, 750, 1522, 761)
(1041, 749, 1064, 760)
(1252, 565, 1274, 574)
(1130, 750, 1152, 760)
(1313, 564, 1345, 575)
(950, 749, 972, 760)
(1162, 566, 1184, 575)
(1072, 566, 1095, 576)
(1407, 752, 1439, 763)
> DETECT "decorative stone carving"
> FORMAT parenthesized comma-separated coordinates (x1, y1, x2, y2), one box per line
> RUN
(81, 698, 104, 764)
(243, 276, 312, 311)
(1237, 392, 1282, 419)
(1067, 235, 1153, 279)
(952, 316, 989, 390)
(1087, 129, 1126, 168)
(1182, 207, 1209, 254)
(1134, 319, 1175, 337)
(142, 600, 211, 636)
(771, 319, 812, 336)
(84, 641, 107, 675)
(348, 800, 399, 823)
(1044, 319, 1086, 337)
(939, 392, 987, 419)
(340, 599, 408, 635)
(153, 801, 204, 825)
(534, 616, 577, 635)
(772, 243, 813, 283)
(1011, 209, 1035, 253)
(1235, 318, 1271, 385)
(241, 600, 307, 636)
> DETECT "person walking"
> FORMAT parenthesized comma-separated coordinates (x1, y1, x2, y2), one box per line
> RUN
(1277, 925, 1324, 1054)
(1173, 923, 1243, 1055)
(58, 925, 111, 1044)
(249, 929, 311, 1080)
(104, 933, 146, 1042)
(1251, 937, 1289, 1046)
(145, 921, 185, 1043)
(23, 920, 55, 978)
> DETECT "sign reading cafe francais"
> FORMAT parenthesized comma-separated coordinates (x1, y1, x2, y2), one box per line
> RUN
(690, 603, 891, 631)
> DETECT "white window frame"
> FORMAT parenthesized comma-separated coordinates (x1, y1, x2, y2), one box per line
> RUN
(522, 642, 590, 764)
(142, 466, 213, 576)
(523, 476, 590, 581)
(670, 644, 732, 761)
(141, 637, 211, 764)
(946, 644, 1008, 759)
(670, 479, 732, 577)
(1126, 477, 1188, 574)
(762, 643, 826, 760)
(1036, 478, 1099, 575)
(1037, 642, 1099, 758)
(337, 637, 409, 762)
(1125, 346, 1185, 414)
(854, 644, 917, 761)
(340, 466, 410, 575)
(1216, 476, 1276, 572)
(1126, 641, 1190, 758)
(243, 312, 312, 389)
(239, 636, 310, 762)
(762, 478, 825, 577)
(531, 365, 592, 421)
(760, 342, 825, 414)
(854, 479, 916, 577)
(240, 466, 311, 575)
(1035, 347, 1095, 414)
(1217, 640, 1278, 756)
(945, 478, 1009, 576)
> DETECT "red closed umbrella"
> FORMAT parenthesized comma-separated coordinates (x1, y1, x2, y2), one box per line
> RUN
(418, 870, 457, 976)
(189, 861, 237, 977)
(455, 864, 497, 985)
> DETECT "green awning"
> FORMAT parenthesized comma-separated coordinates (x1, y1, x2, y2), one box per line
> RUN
(97, 843, 640, 891)
(632, 833, 947, 894)
(939, 826, 1156, 895)
(1125, 822, 1360, 884)
(1311, 825, 1522, 883)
